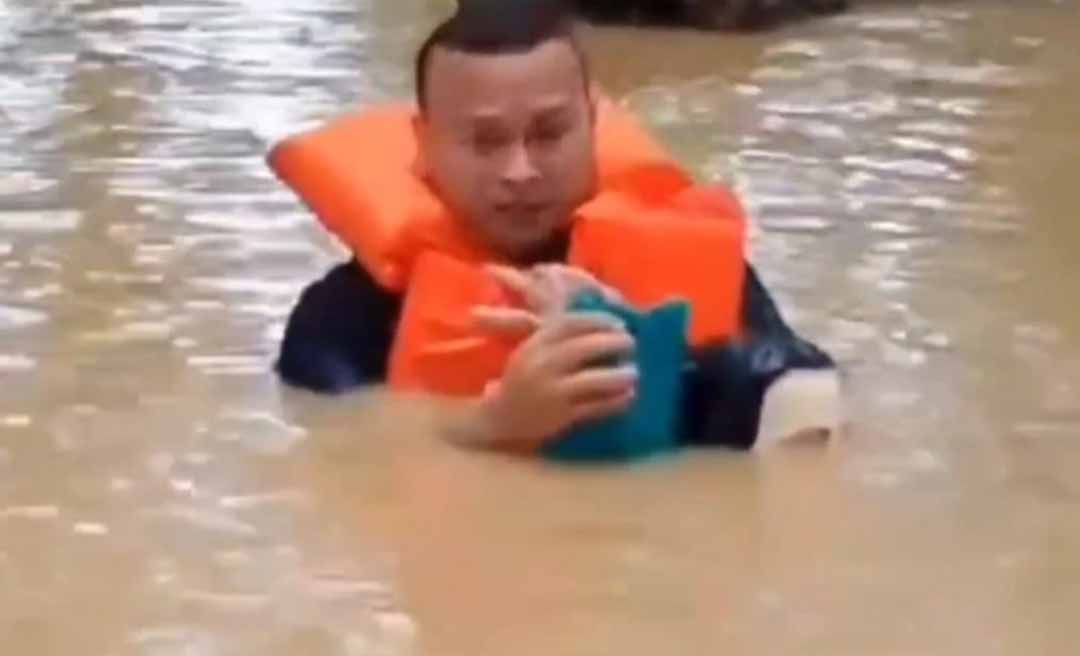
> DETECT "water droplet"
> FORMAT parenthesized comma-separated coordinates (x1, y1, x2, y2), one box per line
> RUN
(922, 332, 952, 350)
(1, 414, 32, 427)
(73, 521, 109, 536)
(169, 478, 195, 494)
(0, 505, 60, 520)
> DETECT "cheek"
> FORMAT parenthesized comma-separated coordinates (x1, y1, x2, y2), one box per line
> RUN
(448, 146, 498, 185)
(549, 138, 594, 191)
(433, 147, 488, 203)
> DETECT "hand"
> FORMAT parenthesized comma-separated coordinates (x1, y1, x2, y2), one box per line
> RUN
(472, 263, 623, 335)
(467, 312, 638, 452)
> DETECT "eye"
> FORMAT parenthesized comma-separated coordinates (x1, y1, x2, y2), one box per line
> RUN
(531, 121, 568, 145)
(472, 130, 509, 154)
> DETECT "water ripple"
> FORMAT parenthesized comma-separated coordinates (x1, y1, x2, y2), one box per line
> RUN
(0, 304, 47, 329)
(0, 210, 82, 233)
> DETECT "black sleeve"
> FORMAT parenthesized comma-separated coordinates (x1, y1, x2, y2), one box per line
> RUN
(679, 263, 836, 449)
(276, 259, 401, 393)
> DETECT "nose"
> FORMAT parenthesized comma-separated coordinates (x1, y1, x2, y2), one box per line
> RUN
(501, 140, 541, 185)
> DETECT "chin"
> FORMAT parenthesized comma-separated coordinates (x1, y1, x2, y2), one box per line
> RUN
(498, 233, 568, 265)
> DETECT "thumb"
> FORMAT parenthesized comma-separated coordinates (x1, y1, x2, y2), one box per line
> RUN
(471, 305, 541, 337)
(543, 265, 624, 304)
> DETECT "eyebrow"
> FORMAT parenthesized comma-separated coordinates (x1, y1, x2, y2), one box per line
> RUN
(463, 96, 575, 124)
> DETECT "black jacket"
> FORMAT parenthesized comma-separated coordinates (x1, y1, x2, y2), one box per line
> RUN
(277, 259, 834, 449)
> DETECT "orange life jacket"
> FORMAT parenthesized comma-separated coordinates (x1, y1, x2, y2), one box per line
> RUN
(269, 99, 747, 397)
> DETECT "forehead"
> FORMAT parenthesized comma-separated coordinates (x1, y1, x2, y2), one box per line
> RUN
(424, 39, 587, 123)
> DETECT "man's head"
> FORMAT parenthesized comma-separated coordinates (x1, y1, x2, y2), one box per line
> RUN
(413, 0, 598, 263)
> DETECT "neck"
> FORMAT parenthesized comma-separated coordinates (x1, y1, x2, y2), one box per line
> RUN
(511, 229, 570, 266)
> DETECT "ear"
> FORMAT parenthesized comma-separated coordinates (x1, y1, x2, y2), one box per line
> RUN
(587, 81, 602, 125)
(588, 80, 621, 130)
(411, 108, 431, 179)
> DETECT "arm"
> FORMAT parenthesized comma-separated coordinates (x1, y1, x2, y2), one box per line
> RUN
(440, 386, 543, 454)
(680, 263, 840, 449)
(276, 259, 402, 393)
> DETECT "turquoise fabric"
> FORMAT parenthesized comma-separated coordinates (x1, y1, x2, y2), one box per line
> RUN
(543, 290, 690, 462)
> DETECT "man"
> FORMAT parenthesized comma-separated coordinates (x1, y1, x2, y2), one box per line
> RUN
(276, 0, 840, 451)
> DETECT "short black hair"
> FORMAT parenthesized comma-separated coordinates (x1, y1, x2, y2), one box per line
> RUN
(415, 0, 589, 111)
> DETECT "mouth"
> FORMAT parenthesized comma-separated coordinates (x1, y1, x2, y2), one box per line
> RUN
(493, 201, 550, 220)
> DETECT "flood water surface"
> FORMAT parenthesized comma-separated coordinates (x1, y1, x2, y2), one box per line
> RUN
(2, 1, 1079, 654)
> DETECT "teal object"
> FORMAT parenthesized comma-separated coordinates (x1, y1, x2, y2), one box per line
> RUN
(542, 290, 691, 462)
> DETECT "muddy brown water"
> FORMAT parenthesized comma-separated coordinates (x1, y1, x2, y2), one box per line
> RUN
(2, 1, 1079, 654)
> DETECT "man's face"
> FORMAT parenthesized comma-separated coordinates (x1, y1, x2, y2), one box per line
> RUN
(416, 38, 597, 262)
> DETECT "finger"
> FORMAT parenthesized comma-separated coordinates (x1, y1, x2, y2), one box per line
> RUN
(569, 388, 636, 424)
(541, 265, 623, 304)
(531, 267, 562, 313)
(471, 306, 541, 336)
(535, 312, 627, 346)
(486, 265, 549, 312)
(598, 284, 623, 304)
(544, 264, 600, 288)
(560, 364, 639, 400)
(546, 331, 635, 373)
(485, 264, 531, 294)
(537, 265, 593, 304)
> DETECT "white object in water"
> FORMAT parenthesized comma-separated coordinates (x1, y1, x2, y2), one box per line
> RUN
(755, 368, 844, 449)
